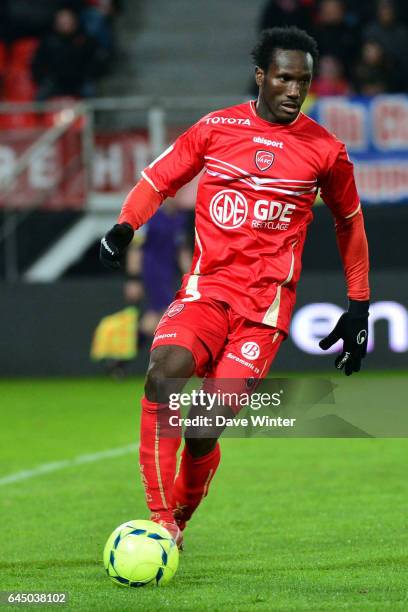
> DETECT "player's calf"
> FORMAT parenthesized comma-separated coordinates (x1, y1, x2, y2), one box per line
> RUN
(172, 442, 221, 531)
(140, 345, 196, 533)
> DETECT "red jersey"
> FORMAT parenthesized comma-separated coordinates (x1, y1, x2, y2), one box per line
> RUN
(142, 101, 361, 334)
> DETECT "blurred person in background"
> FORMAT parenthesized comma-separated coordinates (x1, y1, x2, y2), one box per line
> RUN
(31, 7, 108, 100)
(312, 0, 358, 79)
(139, 203, 191, 342)
(258, 0, 316, 32)
(363, 0, 408, 91)
(101, 202, 191, 378)
(352, 40, 393, 95)
(80, 0, 121, 53)
(311, 54, 349, 95)
(0, 1, 56, 42)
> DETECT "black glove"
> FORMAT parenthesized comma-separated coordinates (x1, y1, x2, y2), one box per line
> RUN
(100, 223, 134, 269)
(319, 299, 369, 376)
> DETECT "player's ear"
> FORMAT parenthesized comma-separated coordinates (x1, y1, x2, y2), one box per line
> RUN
(255, 67, 264, 88)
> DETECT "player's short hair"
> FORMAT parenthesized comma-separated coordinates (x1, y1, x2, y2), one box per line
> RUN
(251, 27, 319, 72)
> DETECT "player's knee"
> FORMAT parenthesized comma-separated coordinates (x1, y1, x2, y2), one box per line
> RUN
(144, 366, 168, 403)
(144, 346, 195, 403)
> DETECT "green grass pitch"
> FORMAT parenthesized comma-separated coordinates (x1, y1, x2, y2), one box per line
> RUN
(1, 374, 407, 611)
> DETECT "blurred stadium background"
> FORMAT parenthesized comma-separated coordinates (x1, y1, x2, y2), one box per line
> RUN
(0, 0, 407, 377)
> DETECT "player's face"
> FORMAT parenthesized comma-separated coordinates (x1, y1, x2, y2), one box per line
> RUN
(255, 49, 313, 124)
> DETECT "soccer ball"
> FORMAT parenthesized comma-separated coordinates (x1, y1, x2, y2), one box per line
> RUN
(103, 519, 179, 587)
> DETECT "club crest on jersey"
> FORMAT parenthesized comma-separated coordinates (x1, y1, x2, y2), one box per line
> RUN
(255, 150, 275, 172)
(166, 302, 185, 318)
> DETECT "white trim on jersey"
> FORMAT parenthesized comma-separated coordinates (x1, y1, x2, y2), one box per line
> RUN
(206, 168, 317, 196)
(193, 228, 203, 274)
(186, 273, 199, 292)
(262, 286, 282, 327)
(344, 203, 361, 219)
(262, 242, 296, 327)
(141, 170, 160, 193)
(148, 144, 174, 168)
(205, 157, 317, 195)
(206, 156, 317, 184)
(282, 246, 296, 287)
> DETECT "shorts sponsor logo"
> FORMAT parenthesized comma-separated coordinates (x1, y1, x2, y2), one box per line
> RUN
(253, 136, 284, 149)
(209, 189, 248, 230)
(255, 150, 275, 172)
(167, 302, 185, 318)
(154, 332, 177, 341)
(241, 342, 260, 361)
(226, 352, 261, 374)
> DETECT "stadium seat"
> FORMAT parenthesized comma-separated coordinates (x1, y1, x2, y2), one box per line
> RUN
(9, 38, 39, 70)
(4, 69, 37, 102)
(0, 113, 38, 130)
(0, 41, 6, 76)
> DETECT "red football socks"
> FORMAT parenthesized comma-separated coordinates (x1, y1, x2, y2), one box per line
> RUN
(139, 396, 181, 524)
(172, 442, 221, 529)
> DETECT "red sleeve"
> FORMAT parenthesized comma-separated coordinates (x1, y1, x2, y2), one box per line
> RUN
(320, 144, 360, 220)
(118, 177, 163, 230)
(335, 209, 370, 300)
(320, 143, 370, 300)
(142, 120, 208, 198)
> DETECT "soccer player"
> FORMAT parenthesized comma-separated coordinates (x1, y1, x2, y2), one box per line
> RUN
(100, 27, 370, 547)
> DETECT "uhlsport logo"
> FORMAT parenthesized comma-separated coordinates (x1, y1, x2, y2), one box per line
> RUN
(241, 342, 260, 361)
(167, 302, 185, 318)
(209, 189, 248, 230)
(357, 329, 367, 345)
(255, 150, 275, 172)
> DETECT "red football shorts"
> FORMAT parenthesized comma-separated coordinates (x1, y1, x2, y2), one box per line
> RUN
(151, 297, 284, 380)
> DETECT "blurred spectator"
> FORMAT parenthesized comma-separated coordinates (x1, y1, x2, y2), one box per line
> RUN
(357, 0, 408, 27)
(258, 0, 316, 32)
(311, 55, 349, 95)
(346, 0, 377, 27)
(81, 0, 121, 53)
(313, 0, 358, 78)
(139, 203, 191, 339)
(31, 8, 108, 100)
(363, 0, 408, 91)
(0, 1, 57, 42)
(61, 1, 87, 15)
(352, 40, 392, 95)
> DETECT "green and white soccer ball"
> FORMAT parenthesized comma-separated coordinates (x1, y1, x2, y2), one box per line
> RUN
(103, 519, 179, 587)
